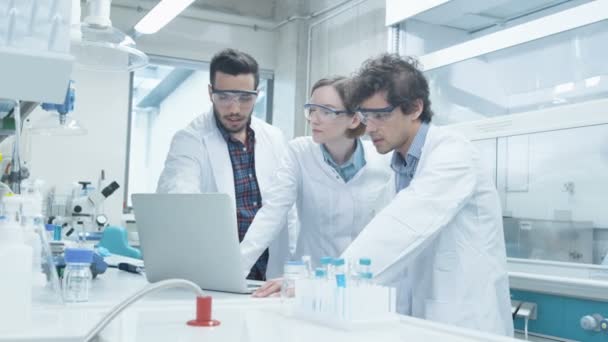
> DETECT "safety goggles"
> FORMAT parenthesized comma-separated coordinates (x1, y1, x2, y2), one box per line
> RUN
(303, 103, 350, 121)
(211, 88, 258, 108)
(356, 102, 406, 125)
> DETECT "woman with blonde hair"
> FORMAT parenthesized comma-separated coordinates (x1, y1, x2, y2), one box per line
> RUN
(240, 76, 392, 296)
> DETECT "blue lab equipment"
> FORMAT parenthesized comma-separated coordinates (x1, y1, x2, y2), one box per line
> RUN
(52, 225, 62, 241)
(41, 80, 75, 115)
(97, 226, 141, 259)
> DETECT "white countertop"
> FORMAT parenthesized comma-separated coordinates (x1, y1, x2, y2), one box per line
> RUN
(2, 268, 521, 342)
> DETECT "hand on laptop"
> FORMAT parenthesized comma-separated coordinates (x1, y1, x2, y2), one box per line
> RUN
(252, 278, 283, 297)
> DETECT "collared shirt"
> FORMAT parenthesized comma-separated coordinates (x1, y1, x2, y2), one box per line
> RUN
(391, 122, 429, 192)
(321, 139, 366, 182)
(216, 119, 268, 281)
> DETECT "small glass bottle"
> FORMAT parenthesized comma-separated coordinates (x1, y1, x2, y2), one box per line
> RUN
(281, 260, 306, 299)
(62, 248, 93, 303)
(44, 224, 54, 243)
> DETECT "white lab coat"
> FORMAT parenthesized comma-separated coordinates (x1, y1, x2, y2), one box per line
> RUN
(156, 110, 294, 278)
(341, 125, 514, 337)
(240, 136, 393, 273)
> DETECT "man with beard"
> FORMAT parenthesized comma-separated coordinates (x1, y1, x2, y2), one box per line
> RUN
(157, 49, 292, 281)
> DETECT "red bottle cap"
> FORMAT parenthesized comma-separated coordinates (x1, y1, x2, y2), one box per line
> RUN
(187, 296, 221, 327)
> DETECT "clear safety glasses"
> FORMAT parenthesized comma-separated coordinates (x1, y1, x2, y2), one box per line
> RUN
(211, 88, 258, 108)
(303, 103, 350, 121)
(356, 102, 405, 125)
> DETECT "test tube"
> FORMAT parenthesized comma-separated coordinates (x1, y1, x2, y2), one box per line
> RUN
(333, 258, 346, 288)
(358, 257, 371, 277)
(359, 271, 373, 285)
(313, 267, 326, 313)
(301, 255, 312, 278)
(314, 267, 326, 279)
(320, 256, 333, 280)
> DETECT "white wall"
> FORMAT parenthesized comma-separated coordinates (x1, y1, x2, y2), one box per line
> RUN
(272, 21, 301, 139)
(22, 66, 130, 225)
(309, 0, 387, 86)
(110, 6, 278, 71)
(126, 107, 153, 201)
(270, 0, 390, 138)
(267, 0, 305, 139)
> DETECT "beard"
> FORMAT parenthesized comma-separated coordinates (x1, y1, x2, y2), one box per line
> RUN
(213, 105, 253, 134)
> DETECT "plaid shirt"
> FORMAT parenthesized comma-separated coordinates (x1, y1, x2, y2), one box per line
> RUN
(217, 120, 268, 281)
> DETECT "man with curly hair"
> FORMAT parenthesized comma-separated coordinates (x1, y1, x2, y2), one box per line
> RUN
(341, 54, 513, 336)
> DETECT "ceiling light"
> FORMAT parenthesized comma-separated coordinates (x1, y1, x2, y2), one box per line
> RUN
(135, 0, 196, 35)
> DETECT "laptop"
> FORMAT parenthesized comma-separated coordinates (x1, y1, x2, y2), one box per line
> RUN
(131, 193, 262, 294)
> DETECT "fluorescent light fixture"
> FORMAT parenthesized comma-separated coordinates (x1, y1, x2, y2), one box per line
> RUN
(134, 0, 195, 35)
(585, 76, 601, 88)
(554, 82, 574, 94)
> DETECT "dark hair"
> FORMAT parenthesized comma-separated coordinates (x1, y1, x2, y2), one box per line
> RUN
(210, 49, 259, 89)
(349, 54, 433, 123)
(310, 77, 365, 138)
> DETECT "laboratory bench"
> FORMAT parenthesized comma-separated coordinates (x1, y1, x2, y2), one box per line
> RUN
(1, 268, 521, 342)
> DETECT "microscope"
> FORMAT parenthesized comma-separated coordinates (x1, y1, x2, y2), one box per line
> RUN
(70, 181, 120, 234)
